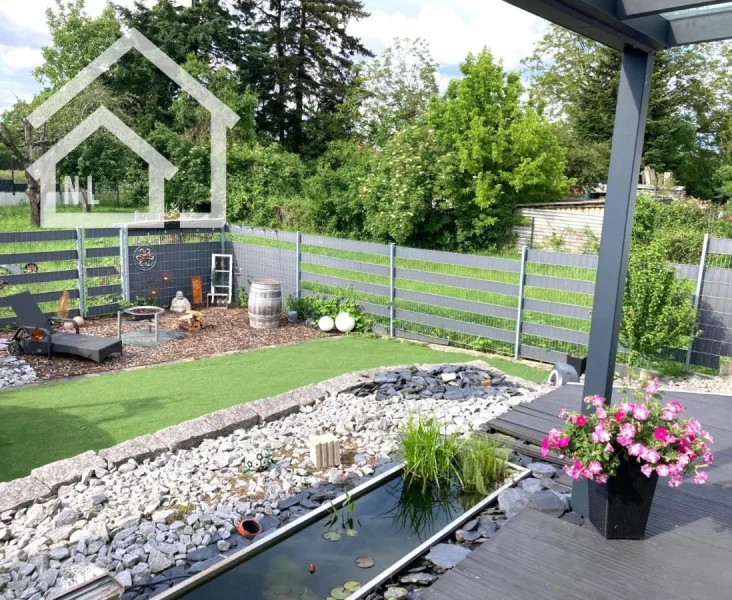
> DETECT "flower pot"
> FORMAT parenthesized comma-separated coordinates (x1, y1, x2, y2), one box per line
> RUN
(588, 459, 658, 539)
(236, 518, 262, 539)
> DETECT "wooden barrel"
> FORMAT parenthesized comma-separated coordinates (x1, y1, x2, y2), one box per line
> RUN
(248, 279, 282, 329)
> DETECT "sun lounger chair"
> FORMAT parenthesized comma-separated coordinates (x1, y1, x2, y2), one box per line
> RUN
(5, 291, 122, 362)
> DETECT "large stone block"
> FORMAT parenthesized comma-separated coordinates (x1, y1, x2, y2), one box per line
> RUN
(98, 434, 167, 467)
(0, 476, 51, 513)
(205, 404, 259, 436)
(31, 451, 107, 493)
(253, 384, 327, 422)
(153, 416, 217, 451)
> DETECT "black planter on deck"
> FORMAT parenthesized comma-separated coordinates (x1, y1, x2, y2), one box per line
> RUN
(588, 459, 658, 539)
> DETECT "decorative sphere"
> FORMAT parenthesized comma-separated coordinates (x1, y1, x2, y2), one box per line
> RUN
(335, 312, 355, 333)
(73, 316, 85, 327)
(318, 316, 335, 332)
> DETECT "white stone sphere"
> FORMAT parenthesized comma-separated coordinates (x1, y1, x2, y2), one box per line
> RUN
(335, 312, 355, 333)
(318, 316, 335, 332)
(73, 316, 85, 327)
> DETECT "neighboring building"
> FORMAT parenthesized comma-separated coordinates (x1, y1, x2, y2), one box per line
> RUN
(513, 200, 605, 252)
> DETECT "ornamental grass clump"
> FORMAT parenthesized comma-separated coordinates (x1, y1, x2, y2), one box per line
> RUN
(542, 379, 714, 487)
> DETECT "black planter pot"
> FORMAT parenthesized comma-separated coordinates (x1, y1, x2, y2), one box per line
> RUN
(588, 459, 658, 540)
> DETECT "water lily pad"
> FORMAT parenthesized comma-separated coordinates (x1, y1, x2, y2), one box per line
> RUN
(344, 581, 361, 592)
(330, 586, 349, 600)
(345, 529, 358, 537)
(355, 555, 374, 569)
(323, 532, 341, 542)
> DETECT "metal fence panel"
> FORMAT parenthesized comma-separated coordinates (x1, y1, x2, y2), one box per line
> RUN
(395, 268, 520, 297)
(397, 246, 521, 273)
(301, 233, 390, 257)
(231, 242, 297, 301)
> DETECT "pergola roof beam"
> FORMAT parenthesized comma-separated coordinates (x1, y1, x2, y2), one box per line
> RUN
(618, 0, 727, 19)
(669, 9, 732, 43)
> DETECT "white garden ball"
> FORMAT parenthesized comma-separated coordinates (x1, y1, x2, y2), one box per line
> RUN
(335, 312, 355, 333)
(318, 316, 335, 332)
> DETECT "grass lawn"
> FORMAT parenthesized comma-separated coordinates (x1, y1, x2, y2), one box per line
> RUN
(0, 336, 546, 482)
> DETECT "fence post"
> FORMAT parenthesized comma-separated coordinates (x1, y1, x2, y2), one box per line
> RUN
(75, 228, 86, 318)
(389, 243, 396, 337)
(295, 231, 302, 299)
(514, 246, 528, 359)
(120, 226, 130, 302)
(686, 233, 710, 369)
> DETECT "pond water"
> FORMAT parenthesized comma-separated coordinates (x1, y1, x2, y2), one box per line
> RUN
(177, 474, 481, 600)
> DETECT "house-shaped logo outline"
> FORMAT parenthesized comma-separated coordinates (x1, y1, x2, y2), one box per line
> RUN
(27, 28, 240, 228)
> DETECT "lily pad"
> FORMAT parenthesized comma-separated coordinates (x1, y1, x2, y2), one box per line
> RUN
(345, 529, 358, 537)
(355, 555, 374, 569)
(330, 587, 349, 600)
(344, 581, 361, 592)
(323, 532, 341, 542)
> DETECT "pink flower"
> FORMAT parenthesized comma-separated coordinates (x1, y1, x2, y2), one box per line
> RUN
(620, 402, 634, 413)
(693, 471, 708, 484)
(591, 425, 611, 444)
(558, 407, 567, 418)
(541, 437, 550, 458)
(686, 419, 702, 437)
(596, 474, 609, 484)
(620, 423, 636, 438)
(642, 448, 660, 464)
(653, 427, 670, 443)
(703, 431, 714, 443)
(628, 443, 645, 457)
(661, 408, 676, 421)
(575, 415, 587, 427)
(703, 452, 714, 465)
(640, 464, 653, 477)
(633, 405, 650, 421)
(556, 436, 571, 449)
(668, 401, 684, 414)
(656, 464, 670, 477)
(604, 443, 614, 453)
(614, 410, 626, 423)
(669, 474, 683, 487)
(595, 407, 607, 420)
(564, 461, 584, 481)
(590, 395, 605, 408)
(587, 460, 603, 475)
(677, 454, 690, 468)
(645, 379, 660, 395)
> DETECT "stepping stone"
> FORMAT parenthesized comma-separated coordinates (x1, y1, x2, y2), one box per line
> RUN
(497, 488, 531, 519)
(426, 544, 471, 569)
(530, 490, 567, 518)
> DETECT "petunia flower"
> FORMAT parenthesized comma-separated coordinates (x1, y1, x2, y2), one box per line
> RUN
(595, 407, 607, 420)
(604, 443, 614, 453)
(642, 448, 660, 464)
(633, 405, 650, 421)
(640, 464, 653, 477)
(669, 474, 683, 487)
(541, 437, 550, 458)
(645, 379, 660, 395)
(656, 464, 670, 477)
(575, 414, 587, 427)
(628, 443, 645, 457)
(653, 427, 670, 443)
(703, 452, 714, 465)
(693, 471, 708, 484)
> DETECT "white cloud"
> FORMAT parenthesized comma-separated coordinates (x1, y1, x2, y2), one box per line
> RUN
(0, 45, 43, 72)
(352, 0, 548, 71)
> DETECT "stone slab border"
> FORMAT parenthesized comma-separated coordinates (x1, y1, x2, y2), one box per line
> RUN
(0, 360, 533, 514)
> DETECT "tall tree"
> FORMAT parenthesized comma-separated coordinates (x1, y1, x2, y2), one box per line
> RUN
(429, 50, 570, 251)
(357, 38, 438, 147)
(252, 0, 372, 156)
(524, 25, 722, 197)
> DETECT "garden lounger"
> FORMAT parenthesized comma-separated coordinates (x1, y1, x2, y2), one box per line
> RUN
(5, 291, 122, 363)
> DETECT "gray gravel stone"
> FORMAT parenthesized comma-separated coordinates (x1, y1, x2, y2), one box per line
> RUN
(498, 488, 531, 519)
(147, 549, 173, 574)
(526, 462, 557, 479)
(426, 544, 471, 569)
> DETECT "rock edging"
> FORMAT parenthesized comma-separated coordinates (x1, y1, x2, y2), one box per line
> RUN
(2, 363, 510, 515)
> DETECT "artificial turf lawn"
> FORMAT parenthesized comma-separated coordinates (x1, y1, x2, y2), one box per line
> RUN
(0, 336, 546, 482)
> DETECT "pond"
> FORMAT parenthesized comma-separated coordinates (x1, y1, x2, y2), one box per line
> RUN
(173, 472, 483, 600)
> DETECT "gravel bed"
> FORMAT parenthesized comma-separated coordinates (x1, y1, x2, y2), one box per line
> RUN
(0, 364, 544, 600)
(21, 308, 324, 381)
(656, 373, 732, 395)
(0, 358, 36, 389)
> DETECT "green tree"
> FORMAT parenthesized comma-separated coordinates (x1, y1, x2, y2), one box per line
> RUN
(524, 25, 722, 197)
(358, 38, 438, 147)
(620, 241, 698, 369)
(429, 50, 569, 251)
(252, 0, 372, 156)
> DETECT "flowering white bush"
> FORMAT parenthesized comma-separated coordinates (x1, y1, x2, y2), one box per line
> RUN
(542, 379, 714, 487)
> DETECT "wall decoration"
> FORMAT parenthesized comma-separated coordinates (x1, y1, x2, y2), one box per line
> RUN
(133, 246, 157, 271)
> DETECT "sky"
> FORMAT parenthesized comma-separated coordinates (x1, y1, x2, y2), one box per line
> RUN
(0, 0, 548, 112)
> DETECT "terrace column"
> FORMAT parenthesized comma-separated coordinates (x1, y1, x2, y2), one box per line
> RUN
(573, 46, 655, 517)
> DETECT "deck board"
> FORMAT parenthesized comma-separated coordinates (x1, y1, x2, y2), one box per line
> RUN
(423, 385, 732, 600)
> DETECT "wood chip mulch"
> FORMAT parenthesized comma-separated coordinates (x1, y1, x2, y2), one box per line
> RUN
(22, 308, 326, 380)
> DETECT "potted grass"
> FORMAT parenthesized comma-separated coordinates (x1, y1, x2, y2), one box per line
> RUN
(541, 379, 714, 540)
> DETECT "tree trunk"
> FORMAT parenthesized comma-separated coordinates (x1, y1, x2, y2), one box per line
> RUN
(26, 174, 41, 227)
(276, 0, 286, 144)
(80, 188, 92, 213)
(293, 3, 306, 153)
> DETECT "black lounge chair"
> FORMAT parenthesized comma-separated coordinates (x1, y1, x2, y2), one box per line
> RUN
(5, 291, 122, 363)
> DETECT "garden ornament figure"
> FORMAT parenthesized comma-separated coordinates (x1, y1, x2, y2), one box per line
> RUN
(170, 291, 191, 313)
(244, 448, 272, 473)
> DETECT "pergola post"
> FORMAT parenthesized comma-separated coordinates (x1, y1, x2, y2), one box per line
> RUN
(572, 46, 655, 517)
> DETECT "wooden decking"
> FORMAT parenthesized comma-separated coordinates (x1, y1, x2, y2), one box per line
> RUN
(423, 384, 732, 600)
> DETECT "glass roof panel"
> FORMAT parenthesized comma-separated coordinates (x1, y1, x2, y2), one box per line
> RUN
(664, 2, 732, 20)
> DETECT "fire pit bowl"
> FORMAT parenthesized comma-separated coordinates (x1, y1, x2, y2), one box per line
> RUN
(123, 306, 165, 322)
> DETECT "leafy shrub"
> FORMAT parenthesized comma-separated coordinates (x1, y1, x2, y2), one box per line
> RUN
(237, 288, 249, 308)
(285, 292, 373, 333)
(620, 241, 698, 369)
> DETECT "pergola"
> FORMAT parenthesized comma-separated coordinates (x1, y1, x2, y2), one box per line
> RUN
(502, 1, 732, 514)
